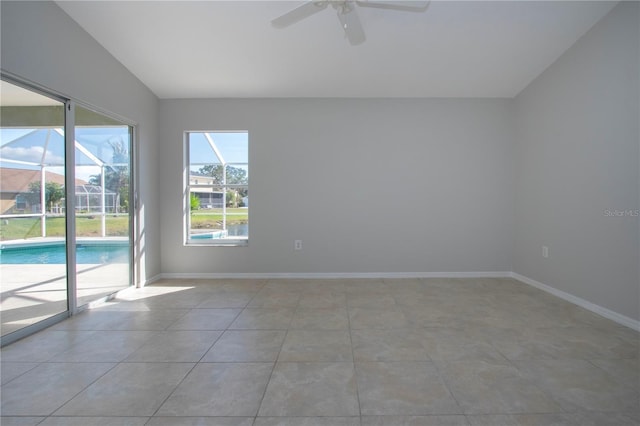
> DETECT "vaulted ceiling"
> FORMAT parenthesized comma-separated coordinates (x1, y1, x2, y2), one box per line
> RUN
(56, 1, 616, 99)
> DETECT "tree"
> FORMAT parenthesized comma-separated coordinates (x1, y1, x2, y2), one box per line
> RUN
(196, 164, 248, 186)
(197, 165, 248, 206)
(190, 193, 200, 211)
(27, 181, 64, 212)
(89, 139, 129, 213)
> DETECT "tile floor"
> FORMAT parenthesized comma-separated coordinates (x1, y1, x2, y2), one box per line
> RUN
(1, 277, 638, 426)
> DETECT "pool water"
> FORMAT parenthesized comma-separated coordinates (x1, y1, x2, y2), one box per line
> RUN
(0, 244, 129, 264)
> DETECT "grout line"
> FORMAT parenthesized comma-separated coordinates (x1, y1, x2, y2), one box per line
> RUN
(43, 361, 120, 419)
(346, 293, 363, 418)
(253, 278, 300, 422)
(5, 278, 640, 423)
(147, 288, 256, 420)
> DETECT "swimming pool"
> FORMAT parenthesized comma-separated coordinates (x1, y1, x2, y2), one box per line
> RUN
(0, 242, 129, 264)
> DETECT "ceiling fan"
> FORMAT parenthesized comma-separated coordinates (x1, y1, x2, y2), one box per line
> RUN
(271, 0, 431, 46)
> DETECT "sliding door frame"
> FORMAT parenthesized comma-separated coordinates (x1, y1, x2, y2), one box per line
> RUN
(0, 72, 138, 345)
(64, 100, 78, 315)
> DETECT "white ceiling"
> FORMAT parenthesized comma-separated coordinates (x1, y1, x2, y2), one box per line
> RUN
(56, 1, 616, 99)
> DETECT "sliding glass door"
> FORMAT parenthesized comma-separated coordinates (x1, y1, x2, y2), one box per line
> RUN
(74, 105, 132, 307)
(0, 78, 134, 344)
(0, 80, 69, 337)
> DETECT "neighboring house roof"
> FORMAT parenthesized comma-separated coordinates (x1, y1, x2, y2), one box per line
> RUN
(0, 167, 87, 193)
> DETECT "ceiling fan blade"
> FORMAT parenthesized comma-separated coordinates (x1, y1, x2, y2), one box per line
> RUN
(271, 1, 329, 28)
(356, 0, 430, 12)
(337, 6, 366, 45)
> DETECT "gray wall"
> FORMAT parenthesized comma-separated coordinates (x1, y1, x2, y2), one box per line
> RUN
(513, 2, 640, 320)
(159, 98, 514, 275)
(1, 1, 161, 283)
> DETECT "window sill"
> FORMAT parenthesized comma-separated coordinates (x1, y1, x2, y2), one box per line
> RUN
(185, 239, 248, 247)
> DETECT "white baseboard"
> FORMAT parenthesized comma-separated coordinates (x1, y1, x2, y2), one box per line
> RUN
(139, 273, 162, 288)
(511, 272, 640, 332)
(158, 271, 512, 280)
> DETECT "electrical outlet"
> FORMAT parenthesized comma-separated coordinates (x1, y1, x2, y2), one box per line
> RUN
(294, 240, 302, 251)
(542, 246, 549, 258)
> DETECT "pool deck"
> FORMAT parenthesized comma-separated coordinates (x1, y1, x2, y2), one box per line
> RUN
(1, 262, 129, 336)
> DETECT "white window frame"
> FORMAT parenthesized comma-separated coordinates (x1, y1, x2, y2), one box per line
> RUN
(184, 131, 248, 246)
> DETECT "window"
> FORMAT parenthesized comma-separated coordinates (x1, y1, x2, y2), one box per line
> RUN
(185, 131, 248, 245)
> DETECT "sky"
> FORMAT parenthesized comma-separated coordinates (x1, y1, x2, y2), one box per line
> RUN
(189, 131, 249, 175)
(0, 128, 249, 181)
(0, 127, 131, 181)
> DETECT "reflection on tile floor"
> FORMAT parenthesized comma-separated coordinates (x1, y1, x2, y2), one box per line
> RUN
(1, 263, 130, 336)
(1, 277, 639, 425)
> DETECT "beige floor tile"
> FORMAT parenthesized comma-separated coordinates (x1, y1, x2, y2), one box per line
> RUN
(295, 280, 347, 294)
(134, 291, 212, 309)
(503, 304, 586, 328)
(568, 411, 640, 426)
(514, 359, 640, 412)
(125, 330, 222, 362)
(356, 361, 461, 415)
(291, 308, 349, 330)
(402, 306, 481, 329)
(145, 417, 253, 426)
(361, 415, 469, 425)
(248, 291, 301, 308)
(168, 309, 241, 330)
(0, 418, 45, 426)
(624, 411, 640, 423)
(4, 277, 640, 423)
(50, 311, 136, 331)
(55, 362, 193, 416)
(229, 308, 294, 329)
(0, 330, 95, 362)
(534, 327, 637, 359)
(347, 294, 397, 309)
(609, 326, 640, 345)
(156, 362, 273, 416)
(279, 330, 353, 362)
(193, 279, 265, 293)
(254, 417, 361, 426)
(466, 413, 576, 426)
(382, 278, 426, 291)
(108, 310, 191, 330)
(262, 280, 308, 293)
(50, 330, 156, 362)
(259, 362, 359, 416)
(147, 417, 254, 426)
(392, 292, 438, 308)
(436, 359, 561, 414)
(1, 362, 115, 416)
(490, 325, 639, 362)
(452, 305, 531, 329)
(478, 327, 573, 360)
(344, 279, 389, 294)
(589, 358, 640, 390)
(421, 328, 506, 362)
(202, 330, 286, 362)
(39, 417, 149, 425)
(349, 308, 410, 329)
(298, 291, 347, 309)
(568, 305, 635, 330)
(55, 308, 188, 331)
(1, 362, 39, 385)
(196, 292, 255, 308)
(352, 329, 429, 361)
